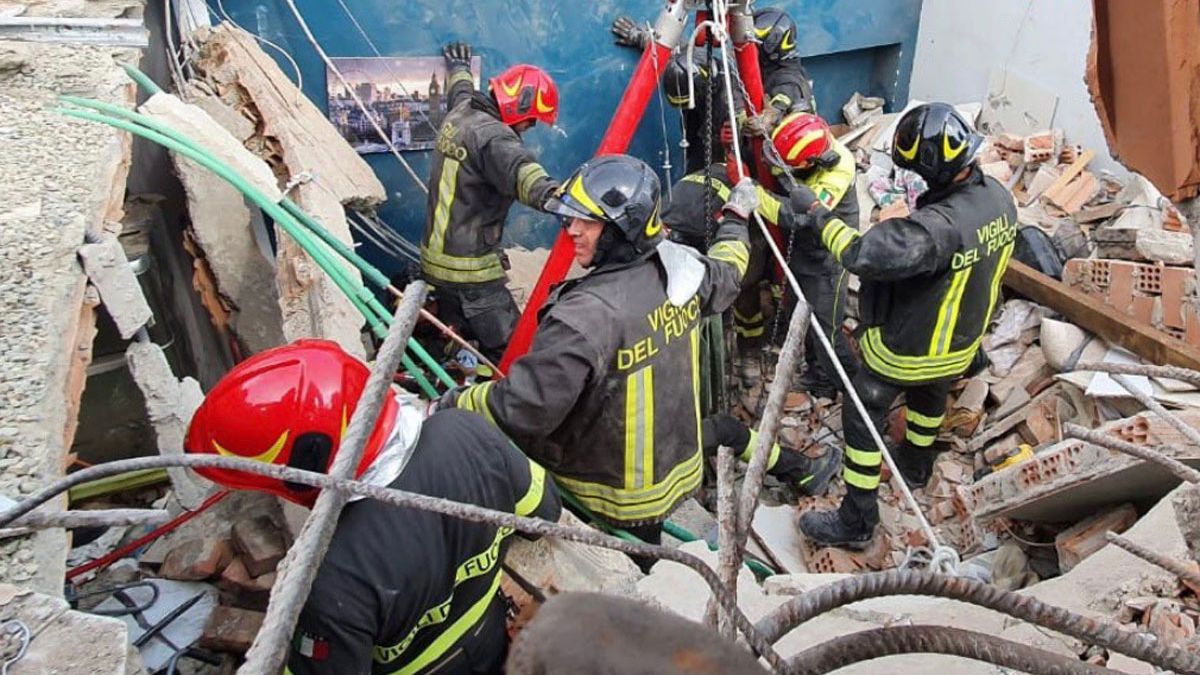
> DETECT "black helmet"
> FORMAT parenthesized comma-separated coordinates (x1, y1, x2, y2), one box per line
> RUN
(892, 102, 982, 188)
(546, 155, 663, 265)
(662, 52, 719, 108)
(753, 7, 799, 63)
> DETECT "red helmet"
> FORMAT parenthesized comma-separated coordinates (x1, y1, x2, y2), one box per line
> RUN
(488, 64, 559, 127)
(184, 340, 398, 507)
(771, 113, 833, 169)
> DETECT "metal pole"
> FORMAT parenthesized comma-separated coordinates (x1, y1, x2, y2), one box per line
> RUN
(239, 282, 428, 675)
(710, 445, 738, 638)
(1062, 423, 1200, 484)
(1074, 361, 1200, 388)
(0, 509, 171, 539)
(1104, 531, 1200, 589)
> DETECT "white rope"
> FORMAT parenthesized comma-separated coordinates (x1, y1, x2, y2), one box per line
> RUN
(281, 0, 429, 195)
(708, 0, 958, 574)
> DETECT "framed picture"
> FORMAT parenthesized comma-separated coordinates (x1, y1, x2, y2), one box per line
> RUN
(326, 56, 483, 154)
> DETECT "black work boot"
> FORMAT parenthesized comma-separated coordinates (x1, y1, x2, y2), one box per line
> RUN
(773, 446, 841, 497)
(798, 490, 877, 550)
(893, 444, 940, 488)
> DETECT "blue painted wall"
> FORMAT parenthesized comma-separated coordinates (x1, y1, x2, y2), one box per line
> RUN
(219, 0, 921, 275)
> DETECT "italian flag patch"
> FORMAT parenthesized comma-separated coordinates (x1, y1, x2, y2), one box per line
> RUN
(295, 632, 330, 661)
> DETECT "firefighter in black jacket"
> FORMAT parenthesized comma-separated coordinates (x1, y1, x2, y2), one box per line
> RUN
(796, 103, 1018, 549)
(184, 340, 561, 674)
(741, 7, 817, 137)
(444, 155, 751, 543)
(420, 42, 561, 362)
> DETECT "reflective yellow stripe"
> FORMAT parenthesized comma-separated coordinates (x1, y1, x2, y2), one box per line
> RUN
(821, 220, 847, 249)
(428, 157, 459, 257)
(456, 381, 497, 425)
(756, 186, 782, 223)
(861, 328, 978, 383)
(733, 309, 764, 324)
(667, 93, 691, 106)
(784, 128, 826, 162)
(985, 240, 1016, 328)
(844, 445, 881, 467)
(709, 240, 749, 277)
(906, 427, 938, 448)
(843, 465, 881, 490)
(421, 157, 507, 283)
(623, 365, 655, 490)
(906, 409, 944, 428)
(929, 268, 971, 356)
(447, 70, 474, 90)
(516, 162, 550, 205)
(391, 572, 503, 675)
(820, 218, 859, 262)
(771, 112, 805, 142)
(690, 326, 703, 481)
(734, 324, 764, 338)
(682, 174, 731, 202)
(555, 450, 702, 522)
(514, 460, 547, 516)
(807, 141, 855, 208)
(768, 92, 792, 111)
(739, 429, 781, 470)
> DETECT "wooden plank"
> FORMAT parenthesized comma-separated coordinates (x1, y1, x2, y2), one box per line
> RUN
(1040, 149, 1096, 205)
(1004, 260, 1200, 370)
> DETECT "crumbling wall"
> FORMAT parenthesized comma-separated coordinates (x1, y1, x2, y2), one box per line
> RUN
(0, 40, 136, 593)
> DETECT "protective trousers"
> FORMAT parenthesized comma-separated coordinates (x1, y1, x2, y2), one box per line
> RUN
(732, 228, 770, 348)
(434, 280, 520, 363)
(839, 366, 950, 528)
(792, 269, 856, 395)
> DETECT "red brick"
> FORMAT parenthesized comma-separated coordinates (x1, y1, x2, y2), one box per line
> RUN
(232, 516, 287, 577)
(1161, 266, 1191, 330)
(199, 606, 265, 653)
(1107, 261, 1135, 311)
(1187, 304, 1200, 347)
(1054, 503, 1138, 572)
(1131, 294, 1156, 326)
(159, 537, 234, 581)
(219, 557, 275, 611)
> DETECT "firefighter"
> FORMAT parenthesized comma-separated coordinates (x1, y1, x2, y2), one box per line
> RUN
(740, 6, 817, 137)
(796, 103, 1018, 549)
(660, 51, 729, 174)
(752, 112, 860, 399)
(184, 340, 561, 674)
(442, 155, 751, 545)
(662, 170, 839, 496)
(420, 41, 561, 363)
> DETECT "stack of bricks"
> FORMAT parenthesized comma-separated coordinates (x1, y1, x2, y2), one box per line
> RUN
(1062, 259, 1200, 346)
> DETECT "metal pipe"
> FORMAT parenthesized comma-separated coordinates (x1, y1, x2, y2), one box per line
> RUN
(788, 625, 1120, 675)
(753, 569, 1200, 674)
(710, 445, 738, 638)
(1104, 531, 1200, 589)
(7, 508, 170, 530)
(0, 453, 787, 673)
(241, 283, 427, 675)
(1062, 423, 1200, 484)
(1074, 361, 1200, 388)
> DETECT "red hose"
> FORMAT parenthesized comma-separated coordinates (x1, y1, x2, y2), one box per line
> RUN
(66, 490, 230, 581)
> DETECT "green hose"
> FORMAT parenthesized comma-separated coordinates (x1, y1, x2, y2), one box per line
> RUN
(58, 99, 453, 394)
(57, 105, 443, 398)
(121, 63, 162, 95)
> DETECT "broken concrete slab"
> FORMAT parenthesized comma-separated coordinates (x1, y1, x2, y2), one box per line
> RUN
(750, 505, 806, 575)
(504, 510, 642, 596)
(125, 339, 211, 509)
(960, 409, 1200, 522)
(1135, 229, 1195, 266)
(0, 583, 132, 674)
(77, 231, 151, 339)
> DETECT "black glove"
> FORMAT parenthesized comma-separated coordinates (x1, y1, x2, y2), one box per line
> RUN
(721, 178, 760, 221)
(787, 182, 822, 215)
(433, 384, 466, 412)
(611, 15, 652, 49)
(443, 41, 472, 70)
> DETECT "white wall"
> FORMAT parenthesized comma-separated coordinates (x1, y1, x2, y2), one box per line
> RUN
(909, 0, 1124, 175)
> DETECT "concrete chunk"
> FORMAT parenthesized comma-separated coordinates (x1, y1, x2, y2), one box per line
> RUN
(231, 515, 287, 577)
(159, 536, 234, 581)
(504, 510, 642, 596)
(0, 583, 131, 674)
(77, 232, 151, 339)
(1054, 503, 1137, 572)
(199, 605, 264, 653)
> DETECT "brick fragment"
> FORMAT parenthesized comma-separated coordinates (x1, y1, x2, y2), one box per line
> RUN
(159, 537, 234, 581)
(232, 515, 287, 577)
(199, 606, 265, 653)
(1054, 503, 1138, 572)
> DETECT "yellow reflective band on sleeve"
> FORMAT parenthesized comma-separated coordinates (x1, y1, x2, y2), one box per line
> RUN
(709, 240, 749, 278)
(843, 466, 881, 490)
(755, 186, 782, 224)
(456, 381, 496, 425)
(514, 460, 547, 516)
(667, 93, 691, 106)
(984, 239, 1017, 329)
(906, 427, 938, 448)
(739, 429, 781, 470)
(929, 268, 971, 356)
(733, 309, 764, 324)
(447, 70, 474, 90)
(844, 445, 881, 468)
(516, 163, 550, 205)
(820, 220, 847, 249)
(623, 365, 655, 490)
(820, 219, 858, 262)
(682, 174, 731, 202)
(906, 409, 944, 429)
(734, 324, 765, 338)
(769, 93, 792, 111)
(391, 572, 503, 675)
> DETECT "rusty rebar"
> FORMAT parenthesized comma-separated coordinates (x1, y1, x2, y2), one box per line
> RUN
(710, 445, 738, 638)
(1063, 423, 1200, 484)
(1074, 361, 1200, 388)
(0, 453, 788, 673)
(243, 283, 426, 675)
(754, 569, 1200, 674)
(1110, 372, 1200, 447)
(788, 625, 1119, 675)
(0, 509, 171, 539)
(1105, 531, 1200, 589)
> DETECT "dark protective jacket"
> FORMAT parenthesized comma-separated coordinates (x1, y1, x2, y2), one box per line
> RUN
(758, 138, 859, 274)
(286, 410, 561, 675)
(679, 87, 730, 175)
(818, 167, 1018, 384)
(420, 67, 558, 286)
(763, 59, 815, 114)
(453, 223, 749, 526)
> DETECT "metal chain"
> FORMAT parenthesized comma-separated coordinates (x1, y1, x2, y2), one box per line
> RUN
(703, 0, 716, 249)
